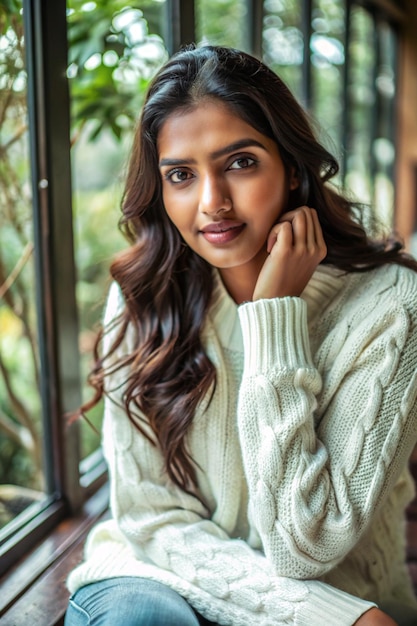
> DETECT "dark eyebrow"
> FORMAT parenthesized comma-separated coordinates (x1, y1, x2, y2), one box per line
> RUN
(158, 138, 267, 168)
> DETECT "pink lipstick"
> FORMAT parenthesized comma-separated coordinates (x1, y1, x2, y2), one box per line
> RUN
(200, 221, 245, 244)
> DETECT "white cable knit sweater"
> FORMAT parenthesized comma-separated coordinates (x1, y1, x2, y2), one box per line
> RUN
(67, 263, 417, 625)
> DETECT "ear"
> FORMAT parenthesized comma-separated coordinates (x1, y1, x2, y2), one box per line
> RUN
(289, 167, 299, 191)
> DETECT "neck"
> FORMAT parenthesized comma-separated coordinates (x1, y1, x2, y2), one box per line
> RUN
(219, 259, 265, 304)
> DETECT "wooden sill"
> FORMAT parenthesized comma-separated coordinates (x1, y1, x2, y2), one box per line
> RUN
(0, 483, 109, 626)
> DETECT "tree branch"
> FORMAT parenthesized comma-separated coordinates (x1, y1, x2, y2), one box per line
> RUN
(0, 407, 33, 451)
(0, 242, 33, 300)
(0, 122, 28, 156)
(0, 350, 39, 446)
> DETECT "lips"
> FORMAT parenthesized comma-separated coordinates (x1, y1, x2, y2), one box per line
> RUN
(199, 220, 245, 244)
(200, 220, 244, 233)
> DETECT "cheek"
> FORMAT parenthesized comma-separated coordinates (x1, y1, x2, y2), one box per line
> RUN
(162, 192, 180, 225)
(163, 187, 192, 219)
(267, 176, 289, 215)
(163, 200, 192, 239)
(254, 186, 287, 225)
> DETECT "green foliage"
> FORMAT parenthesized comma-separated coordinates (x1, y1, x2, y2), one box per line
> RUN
(0, 0, 21, 29)
(196, 0, 248, 49)
(66, 1, 169, 456)
(0, 0, 171, 488)
(0, 432, 38, 491)
(0, 0, 43, 498)
(67, 0, 167, 141)
(73, 185, 127, 324)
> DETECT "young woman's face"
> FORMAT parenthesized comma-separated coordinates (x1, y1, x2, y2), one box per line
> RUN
(157, 100, 291, 281)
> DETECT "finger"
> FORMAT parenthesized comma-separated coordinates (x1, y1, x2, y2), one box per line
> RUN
(291, 209, 308, 247)
(302, 207, 317, 249)
(284, 206, 321, 249)
(267, 221, 293, 253)
(277, 207, 302, 224)
(310, 208, 327, 254)
(266, 229, 277, 254)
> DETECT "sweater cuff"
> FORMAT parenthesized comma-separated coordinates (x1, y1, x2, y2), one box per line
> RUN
(238, 298, 314, 374)
(296, 581, 376, 626)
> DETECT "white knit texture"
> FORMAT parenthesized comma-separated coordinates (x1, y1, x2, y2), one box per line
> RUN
(67, 264, 417, 625)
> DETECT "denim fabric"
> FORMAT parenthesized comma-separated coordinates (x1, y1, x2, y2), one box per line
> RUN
(64, 576, 417, 625)
(64, 577, 218, 626)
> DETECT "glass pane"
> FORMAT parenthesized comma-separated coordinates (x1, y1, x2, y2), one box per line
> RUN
(67, 0, 168, 460)
(196, 0, 247, 49)
(345, 6, 375, 209)
(262, 0, 304, 100)
(372, 19, 396, 229)
(0, 2, 47, 529)
(310, 0, 345, 162)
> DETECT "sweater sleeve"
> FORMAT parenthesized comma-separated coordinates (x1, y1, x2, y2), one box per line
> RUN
(73, 282, 376, 626)
(237, 281, 417, 580)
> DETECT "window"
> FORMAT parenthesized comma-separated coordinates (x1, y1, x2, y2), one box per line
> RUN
(260, 0, 401, 229)
(0, 0, 406, 585)
(263, 0, 305, 99)
(68, 0, 168, 461)
(0, 0, 47, 537)
(345, 4, 398, 229)
(310, 0, 346, 163)
(0, 0, 84, 577)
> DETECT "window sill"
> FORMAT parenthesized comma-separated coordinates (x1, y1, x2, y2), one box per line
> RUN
(0, 482, 109, 625)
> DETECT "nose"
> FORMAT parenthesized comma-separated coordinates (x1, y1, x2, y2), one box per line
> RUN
(199, 173, 232, 215)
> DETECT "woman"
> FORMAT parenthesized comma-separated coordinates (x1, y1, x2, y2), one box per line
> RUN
(65, 45, 417, 625)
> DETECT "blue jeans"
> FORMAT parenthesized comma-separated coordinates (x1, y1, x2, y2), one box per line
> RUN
(64, 577, 218, 626)
(64, 576, 417, 626)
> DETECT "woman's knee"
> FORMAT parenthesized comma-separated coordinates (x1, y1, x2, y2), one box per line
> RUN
(64, 577, 201, 626)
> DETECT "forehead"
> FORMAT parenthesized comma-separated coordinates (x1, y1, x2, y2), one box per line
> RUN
(157, 100, 269, 157)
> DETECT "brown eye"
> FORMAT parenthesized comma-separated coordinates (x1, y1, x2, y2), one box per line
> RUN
(228, 157, 256, 170)
(167, 169, 192, 183)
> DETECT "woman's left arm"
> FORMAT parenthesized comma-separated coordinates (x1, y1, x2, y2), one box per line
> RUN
(237, 279, 417, 579)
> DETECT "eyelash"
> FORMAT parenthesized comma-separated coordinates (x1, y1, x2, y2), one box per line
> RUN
(164, 168, 192, 184)
(228, 156, 257, 170)
(163, 155, 258, 184)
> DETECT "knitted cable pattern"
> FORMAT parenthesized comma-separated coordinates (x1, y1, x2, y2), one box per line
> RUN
(237, 268, 417, 581)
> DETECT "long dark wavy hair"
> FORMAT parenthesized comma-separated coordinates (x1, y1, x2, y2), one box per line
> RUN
(84, 45, 417, 494)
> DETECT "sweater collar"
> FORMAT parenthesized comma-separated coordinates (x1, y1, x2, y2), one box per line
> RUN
(301, 264, 345, 318)
(208, 265, 345, 350)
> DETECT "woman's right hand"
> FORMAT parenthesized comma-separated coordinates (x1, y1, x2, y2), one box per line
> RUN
(252, 206, 327, 301)
(354, 608, 398, 626)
